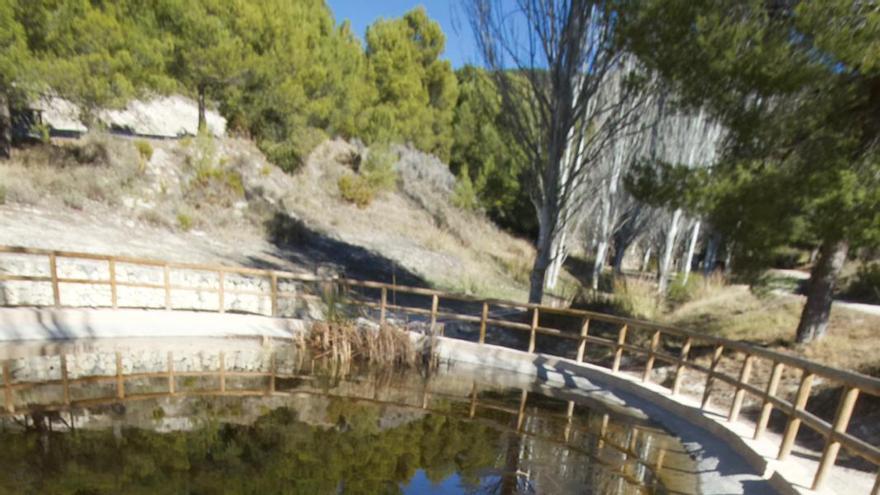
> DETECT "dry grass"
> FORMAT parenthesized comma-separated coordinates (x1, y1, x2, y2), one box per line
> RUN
(0, 134, 277, 237)
(1, 134, 142, 207)
(665, 283, 880, 376)
(306, 320, 420, 370)
(286, 139, 538, 300)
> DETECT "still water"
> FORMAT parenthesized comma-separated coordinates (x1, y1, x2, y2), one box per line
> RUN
(0, 339, 697, 494)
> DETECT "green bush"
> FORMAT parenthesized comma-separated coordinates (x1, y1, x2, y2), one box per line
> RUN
(841, 263, 880, 304)
(362, 144, 398, 191)
(338, 174, 374, 208)
(666, 273, 697, 306)
(33, 123, 51, 144)
(452, 169, 478, 210)
(193, 166, 244, 197)
(134, 139, 154, 161)
(337, 144, 398, 208)
(259, 127, 326, 173)
(177, 212, 194, 231)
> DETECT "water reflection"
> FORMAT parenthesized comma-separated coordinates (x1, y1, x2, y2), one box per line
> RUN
(0, 339, 696, 494)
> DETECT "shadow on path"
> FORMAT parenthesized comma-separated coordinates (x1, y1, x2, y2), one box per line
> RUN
(532, 355, 784, 495)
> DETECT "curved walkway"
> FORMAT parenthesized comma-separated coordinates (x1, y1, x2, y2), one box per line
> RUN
(0, 306, 866, 495)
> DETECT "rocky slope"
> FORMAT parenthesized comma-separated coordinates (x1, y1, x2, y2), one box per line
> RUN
(0, 133, 542, 300)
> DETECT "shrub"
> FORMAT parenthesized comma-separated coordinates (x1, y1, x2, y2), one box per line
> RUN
(134, 139, 154, 161)
(337, 144, 398, 208)
(259, 127, 327, 173)
(32, 123, 51, 144)
(338, 174, 374, 208)
(452, 170, 478, 210)
(177, 212, 194, 231)
(841, 263, 880, 304)
(0, 184, 5, 205)
(666, 273, 700, 306)
(182, 135, 244, 207)
(362, 144, 398, 191)
(73, 137, 110, 165)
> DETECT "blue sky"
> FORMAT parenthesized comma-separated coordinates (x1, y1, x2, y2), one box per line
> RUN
(326, 0, 480, 68)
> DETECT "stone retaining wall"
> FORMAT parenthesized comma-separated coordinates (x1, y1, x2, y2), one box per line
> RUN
(0, 252, 305, 317)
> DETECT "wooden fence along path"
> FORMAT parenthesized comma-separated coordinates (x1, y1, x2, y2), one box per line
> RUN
(0, 245, 879, 493)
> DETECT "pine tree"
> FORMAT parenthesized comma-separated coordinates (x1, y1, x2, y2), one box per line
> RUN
(626, 0, 880, 342)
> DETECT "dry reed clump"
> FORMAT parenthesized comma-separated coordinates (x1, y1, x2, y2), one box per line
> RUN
(306, 320, 419, 369)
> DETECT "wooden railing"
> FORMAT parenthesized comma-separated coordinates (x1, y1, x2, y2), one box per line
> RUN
(1, 245, 879, 493)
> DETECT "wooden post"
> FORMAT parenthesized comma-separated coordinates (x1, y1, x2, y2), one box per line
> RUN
(269, 352, 276, 395)
(430, 294, 439, 335)
(873, 472, 880, 495)
(108, 258, 117, 308)
(115, 352, 124, 399)
(478, 302, 488, 344)
(778, 372, 814, 460)
(270, 273, 278, 317)
(563, 400, 575, 442)
(672, 337, 692, 395)
(163, 264, 171, 310)
(379, 287, 387, 324)
(597, 413, 609, 449)
(60, 354, 70, 406)
(629, 429, 639, 452)
(612, 325, 628, 372)
(528, 307, 539, 353)
(812, 387, 860, 490)
(701, 345, 725, 409)
(218, 271, 225, 313)
(219, 352, 226, 393)
(642, 330, 661, 382)
(728, 354, 755, 422)
(49, 253, 60, 307)
(576, 318, 590, 363)
(516, 390, 528, 431)
(469, 382, 478, 418)
(755, 361, 784, 439)
(655, 448, 667, 472)
(3, 362, 13, 413)
(167, 351, 175, 395)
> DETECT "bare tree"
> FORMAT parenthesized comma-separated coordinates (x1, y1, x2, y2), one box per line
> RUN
(651, 108, 724, 294)
(469, 0, 649, 303)
(584, 63, 662, 289)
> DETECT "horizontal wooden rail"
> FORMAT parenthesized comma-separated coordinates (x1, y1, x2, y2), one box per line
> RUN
(1, 244, 879, 492)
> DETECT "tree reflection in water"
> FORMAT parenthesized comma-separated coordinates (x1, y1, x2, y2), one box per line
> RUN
(0, 344, 689, 494)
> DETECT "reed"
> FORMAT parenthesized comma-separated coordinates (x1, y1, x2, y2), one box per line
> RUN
(305, 320, 421, 370)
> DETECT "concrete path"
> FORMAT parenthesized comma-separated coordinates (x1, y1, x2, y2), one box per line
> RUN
(0, 307, 303, 342)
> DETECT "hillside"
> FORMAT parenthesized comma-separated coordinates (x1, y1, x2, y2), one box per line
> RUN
(0, 132, 542, 301)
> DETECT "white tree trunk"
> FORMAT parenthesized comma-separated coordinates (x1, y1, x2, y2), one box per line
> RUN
(641, 246, 652, 272)
(591, 179, 612, 290)
(682, 220, 701, 285)
(658, 208, 682, 294)
(545, 230, 568, 290)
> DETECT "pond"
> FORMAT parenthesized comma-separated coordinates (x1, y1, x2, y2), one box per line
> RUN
(0, 338, 698, 494)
